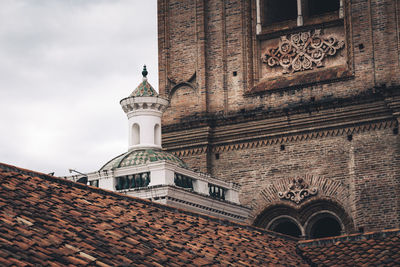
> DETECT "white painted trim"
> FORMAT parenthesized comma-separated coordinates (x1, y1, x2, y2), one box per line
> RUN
(256, 0, 262, 34)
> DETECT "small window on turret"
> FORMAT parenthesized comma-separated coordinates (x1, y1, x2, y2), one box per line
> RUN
(132, 123, 140, 145)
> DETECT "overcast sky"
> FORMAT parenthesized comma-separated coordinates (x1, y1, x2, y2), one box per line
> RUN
(0, 0, 158, 176)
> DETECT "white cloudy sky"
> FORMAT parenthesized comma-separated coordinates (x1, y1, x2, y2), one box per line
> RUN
(0, 0, 158, 176)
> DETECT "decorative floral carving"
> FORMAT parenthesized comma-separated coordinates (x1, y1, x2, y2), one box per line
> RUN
(278, 178, 318, 204)
(262, 29, 345, 74)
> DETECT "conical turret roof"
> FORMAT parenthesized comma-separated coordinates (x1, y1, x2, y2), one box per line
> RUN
(130, 65, 158, 97)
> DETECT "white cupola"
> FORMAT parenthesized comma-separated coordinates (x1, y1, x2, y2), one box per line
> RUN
(120, 66, 169, 151)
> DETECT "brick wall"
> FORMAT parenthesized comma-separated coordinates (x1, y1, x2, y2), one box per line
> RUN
(207, 125, 399, 231)
(158, 0, 400, 232)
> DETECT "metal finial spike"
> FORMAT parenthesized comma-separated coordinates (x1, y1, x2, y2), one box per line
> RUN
(142, 65, 148, 78)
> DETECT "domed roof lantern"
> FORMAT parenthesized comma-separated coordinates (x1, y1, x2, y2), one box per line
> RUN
(120, 66, 169, 151)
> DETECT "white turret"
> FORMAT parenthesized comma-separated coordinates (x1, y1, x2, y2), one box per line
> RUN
(120, 66, 169, 151)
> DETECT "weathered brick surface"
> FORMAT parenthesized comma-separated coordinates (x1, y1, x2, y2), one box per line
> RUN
(158, 0, 400, 233)
(208, 126, 400, 231)
(159, 0, 400, 115)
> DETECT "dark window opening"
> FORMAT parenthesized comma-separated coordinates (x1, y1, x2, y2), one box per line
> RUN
(308, 0, 339, 17)
(280, 144, 285, 151)
(233, 71, 237, 77)
(77, 176, 88, 184)
(115, 172, 150, 190)
(310, 216, 342, 238)
(347, 134, 353, 141)
(263, 0, 297, 25)
(209, 184, 226, 200)
(271, 220, 302, 238)
(174, 173, 193, 190)
(215, 153, 220, 160)
(88, 180, 99, 187)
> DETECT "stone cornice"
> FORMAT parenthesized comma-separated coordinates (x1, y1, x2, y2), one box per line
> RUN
(162, 86, 399, 132)
(163, 90, 398, 154)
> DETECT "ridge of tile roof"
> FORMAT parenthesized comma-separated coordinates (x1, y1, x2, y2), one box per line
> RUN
(297, 229, 400, 266)
(0, 162, 308, 266)
(0, 162, 56, 180)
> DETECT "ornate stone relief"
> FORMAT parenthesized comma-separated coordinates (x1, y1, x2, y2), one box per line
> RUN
(262, 29, 345, 74)
(278, 178, 318, 204)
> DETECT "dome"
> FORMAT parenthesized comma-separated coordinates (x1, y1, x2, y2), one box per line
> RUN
(100, 149, 187, 171)
(130, 65, 158, 97)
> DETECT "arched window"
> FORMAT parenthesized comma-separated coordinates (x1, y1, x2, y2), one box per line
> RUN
(132, 123, 140, 145)
(308, 215, 342, 239)
(154, 124, 160, 146)
(254, 200, 353, 239)
(268, 216, 302, 238)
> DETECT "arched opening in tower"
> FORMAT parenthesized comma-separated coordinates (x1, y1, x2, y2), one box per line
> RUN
(132, 123, 140, 145)
(271, 220, 302, 238)
(310, 217, 341, 239)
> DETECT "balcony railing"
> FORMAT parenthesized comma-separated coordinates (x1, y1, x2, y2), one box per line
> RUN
(174, 173, 193, 190)
(209, 184, 226, 200)
(115, 172, 150, 190)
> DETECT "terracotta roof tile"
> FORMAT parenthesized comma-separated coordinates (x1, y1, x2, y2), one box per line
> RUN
(0, 162, 306, 266)
(298, 229, 400, 266)
(2, 162, 399, 266)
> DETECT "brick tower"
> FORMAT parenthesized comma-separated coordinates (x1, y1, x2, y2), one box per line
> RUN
(158, 0, 400, 238)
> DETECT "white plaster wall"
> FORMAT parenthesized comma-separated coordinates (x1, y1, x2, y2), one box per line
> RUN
(149, 168, 174, 186)
(226, 189, 239, 203)
(127, 109, 162, 150)
(193, 179, 209, 195)
(99, 177, 114, 191)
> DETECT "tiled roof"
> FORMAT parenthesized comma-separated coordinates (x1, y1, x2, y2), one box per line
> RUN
(297, 229, 400, 266)
(2, 162, 400, 266)
(0, 163, 307, 266)
(100, 149, 187, 170)
(130, 78, 158, 97)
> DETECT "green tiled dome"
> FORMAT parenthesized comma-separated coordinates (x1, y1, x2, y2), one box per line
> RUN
(100, 149, 187, 171)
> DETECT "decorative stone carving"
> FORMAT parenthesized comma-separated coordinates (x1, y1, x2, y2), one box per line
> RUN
(278, 178, 318, 204)
(262, 29, 345, 74)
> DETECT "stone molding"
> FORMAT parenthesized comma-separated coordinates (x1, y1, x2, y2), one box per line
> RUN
(212, 120, 395, 153)
(170, 146, 208, 157)
(262, 29, 345, 74)
(278, 178, 318, 204)
(167, 120, 395, 156)
(250, 175, 349, 219)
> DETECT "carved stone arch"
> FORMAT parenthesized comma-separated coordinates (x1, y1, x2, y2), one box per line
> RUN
(251, 175, 349, 220)
(254, 204, 305, 237)
(253, 204, 299, 228)
(267, 215, 304, 237)
(169, 81, 197, 99)
(299, 198, 355, 235)
(167, 72, 197, 97)
(163, 75, 201, 125)
(253, 197, 355, 238)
